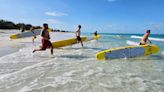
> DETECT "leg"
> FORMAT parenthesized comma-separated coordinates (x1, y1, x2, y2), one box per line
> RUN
(33, 48, 45, 53)
(50, 46, 53, 55)
(33, 43, 46, 53)
(32, 37, 34, 43)
(32, 36, 36, 43)
(77, 36, 83, 47)
(46, 40, 53, 55)
(80, 40, 84, 47)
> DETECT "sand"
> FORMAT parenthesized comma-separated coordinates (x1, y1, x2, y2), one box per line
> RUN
(0, 30, 76, 57)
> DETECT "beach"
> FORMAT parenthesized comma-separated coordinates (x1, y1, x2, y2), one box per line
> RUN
(0, 30, 164, 92)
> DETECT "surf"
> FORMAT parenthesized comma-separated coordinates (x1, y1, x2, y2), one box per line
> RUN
(131, 35, 164, 42)
(126, 40, 139, 46)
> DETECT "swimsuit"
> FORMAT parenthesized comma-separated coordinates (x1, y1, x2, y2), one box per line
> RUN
(77, 36, 82, 41)
(41, 38, 52, 50)
(94, 32, 97, 36)
(139, 42, 146, 45)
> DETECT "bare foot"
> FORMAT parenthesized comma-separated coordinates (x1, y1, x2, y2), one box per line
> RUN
(51, 49, 53, 55)
(32, 50, 36, 53)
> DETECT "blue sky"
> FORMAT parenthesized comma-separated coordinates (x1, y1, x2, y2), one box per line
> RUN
(0, 0, 164, 34)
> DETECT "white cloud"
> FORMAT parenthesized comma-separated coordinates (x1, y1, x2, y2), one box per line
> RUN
(150, 22, 164, 30)
(45, 11, 68, 17)
(45, 19, 62, 24)
(107, 0, 117, 2)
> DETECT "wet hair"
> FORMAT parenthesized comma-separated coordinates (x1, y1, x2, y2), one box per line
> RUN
(43, 23, 48, 27)
(146, 30, 151, 33)
(78, 25, 81, 28)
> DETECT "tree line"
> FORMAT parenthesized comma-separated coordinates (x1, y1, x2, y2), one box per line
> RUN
(0, 19, 37, 30)
(0, 19, 72, 32)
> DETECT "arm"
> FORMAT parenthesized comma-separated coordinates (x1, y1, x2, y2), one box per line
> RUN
(48, 32, 50, 39)
(41, 30, 44, 37)
(31, 30, 36, 36)
(148, 39, 152, 44)
(75, 30, 78, 37)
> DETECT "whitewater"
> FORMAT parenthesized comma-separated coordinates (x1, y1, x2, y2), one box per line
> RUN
(0, 30, 164, 92)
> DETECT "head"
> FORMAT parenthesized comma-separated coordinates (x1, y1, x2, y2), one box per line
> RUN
(146, 30, 151, 34)
(78, 25, 81, 29)
(43, 23, 48, 29)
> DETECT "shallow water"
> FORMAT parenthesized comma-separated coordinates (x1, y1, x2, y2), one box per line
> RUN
(0, 30, 164, 92)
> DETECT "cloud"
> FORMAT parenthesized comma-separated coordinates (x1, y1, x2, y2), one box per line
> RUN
(150, 22, 164, 30)
(107, 0, 117, 2)
(45, 19, 62, 24)
(45, 12, 68, 17)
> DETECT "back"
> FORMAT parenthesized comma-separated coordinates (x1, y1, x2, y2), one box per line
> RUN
(41, 29, 50, 39)
(76, 29, 81, 37)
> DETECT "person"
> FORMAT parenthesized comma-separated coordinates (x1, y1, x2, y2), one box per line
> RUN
(94, 31, 98, 36)
(75, 25, 83, 47)
(33, 23, 53, 55)
(21, 26, 25, 32)
(30, 27, 37, 43)
(139, 30, 152, 45)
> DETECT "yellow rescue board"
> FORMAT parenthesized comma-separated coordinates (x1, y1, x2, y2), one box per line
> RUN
(10, 29, 52, 39)
(52, 35, 101, 48)
(10, 34, 17, 39)
(96, 45, 159, 60)
(52, 37, 87, 48)
(94, 35, 101, 39)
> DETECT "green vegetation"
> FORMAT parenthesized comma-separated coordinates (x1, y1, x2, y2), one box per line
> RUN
(0, 19, 33, 30)
(0, 19, 71, 32)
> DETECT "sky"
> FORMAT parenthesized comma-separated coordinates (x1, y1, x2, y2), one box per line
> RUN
(0, 0, 164, 34)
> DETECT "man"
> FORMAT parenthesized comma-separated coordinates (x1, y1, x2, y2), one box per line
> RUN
(94, 31, 98, 36)
(139, 30, 152, 45)
(75, 25, 83, 47)
(33, 23, 53, 55)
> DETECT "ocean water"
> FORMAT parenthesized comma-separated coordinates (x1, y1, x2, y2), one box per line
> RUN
(0, 30, 164, 92)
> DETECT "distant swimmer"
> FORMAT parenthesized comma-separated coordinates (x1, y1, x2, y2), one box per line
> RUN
(75, 25, 83, 47)
(139, 30, 152, 45)
(30, 27, 37, 43)
(33, 23, 53, 55)
(94, 31, 98, 36)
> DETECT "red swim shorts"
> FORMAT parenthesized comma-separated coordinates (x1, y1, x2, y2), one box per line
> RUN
(41, 39, 52, 50)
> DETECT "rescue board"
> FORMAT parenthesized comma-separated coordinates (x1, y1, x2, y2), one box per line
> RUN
(10, 29, 42, 39)
(52, 35, 100, 48)
(96, 45, 159, 60)
(10, 29, 52, 39)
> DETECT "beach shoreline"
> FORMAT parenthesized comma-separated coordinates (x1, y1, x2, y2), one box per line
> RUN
(0, 29, 76, 57)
